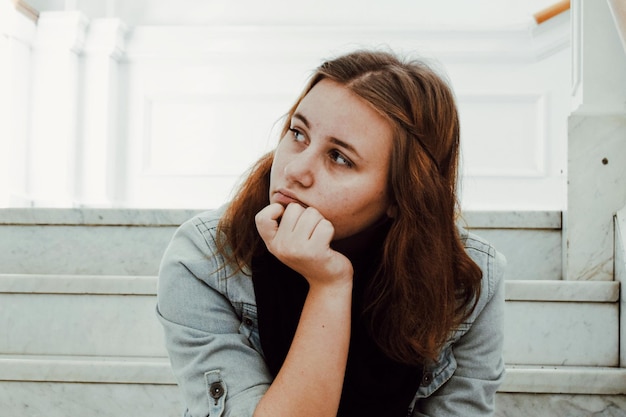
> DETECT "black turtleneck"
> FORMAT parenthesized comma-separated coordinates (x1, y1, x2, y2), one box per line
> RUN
(251, 217, 423, 417)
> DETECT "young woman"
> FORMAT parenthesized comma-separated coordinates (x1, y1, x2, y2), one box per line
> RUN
(157, 49, 506, 417)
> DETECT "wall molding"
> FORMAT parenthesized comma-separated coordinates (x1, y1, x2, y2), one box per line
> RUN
(124, 23, 569, 64)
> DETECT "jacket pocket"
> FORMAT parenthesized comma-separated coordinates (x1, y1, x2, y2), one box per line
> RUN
(205, 370, 227, 417)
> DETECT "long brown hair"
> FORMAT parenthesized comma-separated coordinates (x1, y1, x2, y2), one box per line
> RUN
(217, 50, 482, 364)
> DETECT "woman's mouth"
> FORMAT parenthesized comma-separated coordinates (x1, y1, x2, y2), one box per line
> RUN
(274, 190, 308, 208)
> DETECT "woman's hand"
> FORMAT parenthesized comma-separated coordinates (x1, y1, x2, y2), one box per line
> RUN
(255, 202, 353, 289)
(253, 202, 353, 417)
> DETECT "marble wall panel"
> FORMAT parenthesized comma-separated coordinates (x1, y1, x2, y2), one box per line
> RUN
(0, 293, 167, 357)
(503, 301, 619, 366)
(566, 114, 626, 281)
(0, 224, 177, 275)
(470, 228, 562, 280)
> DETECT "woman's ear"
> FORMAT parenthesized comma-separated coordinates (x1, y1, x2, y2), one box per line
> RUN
(386, 204, 398, 219)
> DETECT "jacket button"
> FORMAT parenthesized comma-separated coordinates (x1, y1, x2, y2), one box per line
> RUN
(421, 372, 434, 386)
(209, 382, 225, 400)
(243, 316, 254, 327)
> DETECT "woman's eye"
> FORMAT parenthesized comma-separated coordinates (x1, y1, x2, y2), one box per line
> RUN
(289, 127, 305, 142)
(330, 150, 353, 168)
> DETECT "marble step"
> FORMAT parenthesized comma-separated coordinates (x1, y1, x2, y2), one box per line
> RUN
(0, 208, 563, 279)
(0, 355, 625, 417)
(0, 355, 624, 394)
(0, 208, 200, 276)
(0, 271, 622, 416)
(0, 274, 618, 366)
(3, 354, 623, 416)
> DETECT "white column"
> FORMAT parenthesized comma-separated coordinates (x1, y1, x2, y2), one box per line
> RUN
(26, 11, 87, 207)
(0, 3, 37, 207)
(566, 0, 626, 280)
(75, 18, 127, 207)
(0, 3, 15, 207)
(571, 0, 626, 114)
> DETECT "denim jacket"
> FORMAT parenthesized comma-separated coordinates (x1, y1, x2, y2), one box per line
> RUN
(156, 207, 506, 417)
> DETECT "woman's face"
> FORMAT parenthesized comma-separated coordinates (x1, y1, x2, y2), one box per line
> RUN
(269, 79, 394, 240)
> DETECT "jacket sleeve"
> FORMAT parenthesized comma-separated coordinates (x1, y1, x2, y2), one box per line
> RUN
(156, 214, 271, 417)
(413, 247, 506, 417)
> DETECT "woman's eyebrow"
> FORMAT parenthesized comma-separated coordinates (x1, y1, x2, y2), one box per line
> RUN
(292, 112, 362, 161)
(329, 137, 362, 161)
(292, 113, 310, 128)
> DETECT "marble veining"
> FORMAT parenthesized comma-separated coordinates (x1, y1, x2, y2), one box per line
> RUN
(567, 114, 626, 281)
(503, 302, 618, 366)
(501, 366, 626, 395)
(496, 393, 626, 417)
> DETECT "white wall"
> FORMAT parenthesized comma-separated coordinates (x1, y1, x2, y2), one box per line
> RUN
(3, 0, 570, 210)
(27, 0, 558, 26)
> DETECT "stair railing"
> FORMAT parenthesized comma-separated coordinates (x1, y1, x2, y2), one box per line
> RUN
(608, 0, 626, 54)
(10, 0, 38, 22)
(534, 0, 570, 24)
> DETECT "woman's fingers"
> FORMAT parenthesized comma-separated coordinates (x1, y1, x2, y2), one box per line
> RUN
(255, 203, 286, 244)
(255, 203, 351, 286)
(281, 203, 324, 240)
(258, 203, 326, 254)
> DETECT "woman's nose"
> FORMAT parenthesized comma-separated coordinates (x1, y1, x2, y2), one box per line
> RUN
(283, 152, 315, 188)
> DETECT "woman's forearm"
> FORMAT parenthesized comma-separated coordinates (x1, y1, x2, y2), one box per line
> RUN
(253, 280, 352, 417)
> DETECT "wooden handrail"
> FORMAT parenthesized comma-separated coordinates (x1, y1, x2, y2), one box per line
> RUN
(11, 0, 39, 22)
(534, 0, 570, 24)
(607, 0, 626, 53)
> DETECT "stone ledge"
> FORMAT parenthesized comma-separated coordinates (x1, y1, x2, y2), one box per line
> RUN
(501, 366, 626, 395)
(1, 355, 624, 395)
(0, 274, 157, 295)
(0, 355, 174, 384)
(1, 275, 617, 301)
(0, 208, 203, 226)
(461, 210, 562, 229)
(0, 208, 562, 229)
(505, 280, 619, 302)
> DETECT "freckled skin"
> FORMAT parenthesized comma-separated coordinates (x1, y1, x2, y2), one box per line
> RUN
(269, 79, 394, 240)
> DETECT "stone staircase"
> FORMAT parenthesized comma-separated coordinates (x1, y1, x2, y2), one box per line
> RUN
(1, 208, 624, 416)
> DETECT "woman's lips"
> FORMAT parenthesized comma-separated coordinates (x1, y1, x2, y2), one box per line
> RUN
(274, 190, 307, 208)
